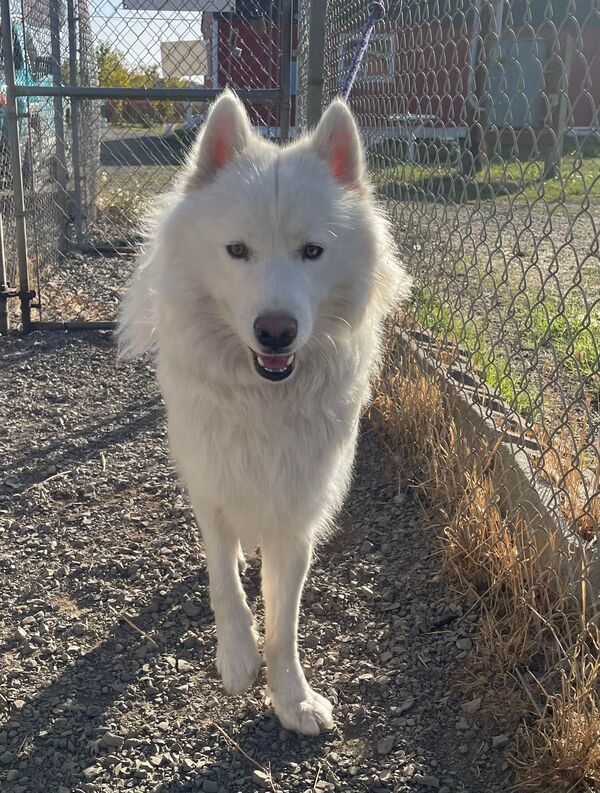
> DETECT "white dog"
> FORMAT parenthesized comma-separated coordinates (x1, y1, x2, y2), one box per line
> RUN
(118, 91, 411, 735)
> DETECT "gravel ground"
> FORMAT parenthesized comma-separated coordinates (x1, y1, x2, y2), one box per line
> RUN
(0, 330, 514, 793)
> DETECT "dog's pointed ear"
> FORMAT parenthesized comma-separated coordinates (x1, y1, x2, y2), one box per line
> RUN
(311, 99, 365, 187)
(185, 90, 252, 191)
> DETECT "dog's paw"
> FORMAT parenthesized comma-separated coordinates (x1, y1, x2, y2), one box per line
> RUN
(216, 630, 261, 695)
(270, 686, 334, 735)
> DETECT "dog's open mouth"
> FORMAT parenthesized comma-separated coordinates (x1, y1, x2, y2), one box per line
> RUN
(252, 352, 295, 382)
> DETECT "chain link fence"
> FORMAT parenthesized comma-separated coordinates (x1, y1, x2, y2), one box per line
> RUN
(0, 0, 295, 329)
(298, 0, 599, 551)
(297, 0, 598, 785)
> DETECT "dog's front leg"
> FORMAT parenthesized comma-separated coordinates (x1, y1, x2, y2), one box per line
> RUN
(196, 503, 261, 695)
(261, 533, 333, 735)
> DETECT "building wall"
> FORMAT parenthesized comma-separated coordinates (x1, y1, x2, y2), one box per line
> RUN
(202, 11, 297, 131)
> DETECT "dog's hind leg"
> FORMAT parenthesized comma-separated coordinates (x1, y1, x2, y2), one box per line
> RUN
(261, 533, 334, 735)
(196, 504, 261, 695)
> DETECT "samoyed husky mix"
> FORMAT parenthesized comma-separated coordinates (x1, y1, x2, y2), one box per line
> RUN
(118, 91, 411, 734)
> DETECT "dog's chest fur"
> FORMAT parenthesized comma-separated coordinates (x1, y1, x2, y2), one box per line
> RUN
(157, 332, 374, 543)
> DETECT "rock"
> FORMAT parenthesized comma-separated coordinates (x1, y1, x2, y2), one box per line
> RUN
(177, 659, 194, 672)
(376, 736, 395, 755)
(12, 700, 26, 711)
(182, 601, 202, 618)
(493, 733, 510, 748)
(461, 697, 481, 715)
(456, 637, 473, 651)
(202, 782, 218, 793)
(392, 697, 415, 715)
(261, 718, 276, 732)
(251, 769, 270, 787)
(181, 758, 195, 772)
(82, 765, 101, 779)
(72, 622, 86, 636)
(101, 731, 124, 748)
(0, 751, 15, 765)
(6, 769, 20, 781)
(414, 773, 440, 789)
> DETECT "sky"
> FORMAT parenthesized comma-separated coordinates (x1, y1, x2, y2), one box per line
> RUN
(89, 0, 208, 74)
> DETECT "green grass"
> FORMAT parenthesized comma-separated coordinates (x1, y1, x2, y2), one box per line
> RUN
(412, 286, 539, 417)
(529, 297, 599, 385)
(372, 156, 600, 204)
(108, 122, 167, 135)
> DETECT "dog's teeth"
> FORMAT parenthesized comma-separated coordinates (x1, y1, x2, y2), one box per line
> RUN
(286, 355, 294, 365)
(258, 356, 266, 367)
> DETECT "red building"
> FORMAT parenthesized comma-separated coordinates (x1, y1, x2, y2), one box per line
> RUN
(339, 0, 599, 141)
(202, 1, 297, 135)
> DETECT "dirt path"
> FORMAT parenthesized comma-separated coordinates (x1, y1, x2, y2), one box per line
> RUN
(1, 331, 511, 793)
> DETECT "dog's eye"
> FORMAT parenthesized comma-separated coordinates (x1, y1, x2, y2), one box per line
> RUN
(302, 243, 324, 260)
(226, 242, 249, 260)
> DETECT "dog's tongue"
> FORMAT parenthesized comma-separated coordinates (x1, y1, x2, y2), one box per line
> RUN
(258, 354, 291, 372)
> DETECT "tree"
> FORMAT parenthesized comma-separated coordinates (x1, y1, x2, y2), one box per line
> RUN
(96, 43, 133, 88)
(95, 43, 194, 126)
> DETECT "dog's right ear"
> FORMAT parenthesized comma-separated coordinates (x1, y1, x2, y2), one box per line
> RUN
(184, 90, 252, 192)
(310, 99, 365, 188)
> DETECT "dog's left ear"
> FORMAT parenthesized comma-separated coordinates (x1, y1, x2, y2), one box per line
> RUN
(184, 90, 252, 191)
(311, 99, 365, 188)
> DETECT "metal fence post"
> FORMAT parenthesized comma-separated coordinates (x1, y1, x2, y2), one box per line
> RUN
(49, 0, 69, 246)
(67, 0, 84, 246)
(306, 0, 326, 127)
(0, 216, 11, 334)
(0, 0, 32, 330)
(279, 0, 293, 142)
(545, 33, 575, 178)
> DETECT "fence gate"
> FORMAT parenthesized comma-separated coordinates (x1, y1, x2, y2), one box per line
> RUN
(0, 0, 295, 332)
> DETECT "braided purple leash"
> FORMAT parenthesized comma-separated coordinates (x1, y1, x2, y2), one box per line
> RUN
(341, 1, 387, 101)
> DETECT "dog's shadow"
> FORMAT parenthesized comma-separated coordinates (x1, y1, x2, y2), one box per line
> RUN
(155, 717, 335, 791)
(3, 568, 336, 792)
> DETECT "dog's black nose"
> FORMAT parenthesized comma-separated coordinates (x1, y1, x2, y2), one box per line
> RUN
(253, 314, 298, 351)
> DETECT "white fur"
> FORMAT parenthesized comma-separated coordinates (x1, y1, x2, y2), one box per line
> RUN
(118, 91, 412, 734)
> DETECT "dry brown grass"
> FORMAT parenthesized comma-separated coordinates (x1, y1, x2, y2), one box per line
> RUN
(370, 320, 600, 792)
(513, 627, 600, 792)
(535, 412, 600, 542)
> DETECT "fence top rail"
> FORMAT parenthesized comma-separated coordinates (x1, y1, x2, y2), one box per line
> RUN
(10, 86, 283, 102)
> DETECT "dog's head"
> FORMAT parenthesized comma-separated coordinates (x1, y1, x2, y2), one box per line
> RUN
(148, 91, 404, 384)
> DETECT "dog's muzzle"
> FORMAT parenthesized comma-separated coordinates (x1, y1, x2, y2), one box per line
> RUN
(251, 314, 297, 382)
(252, 351, 295, 382)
